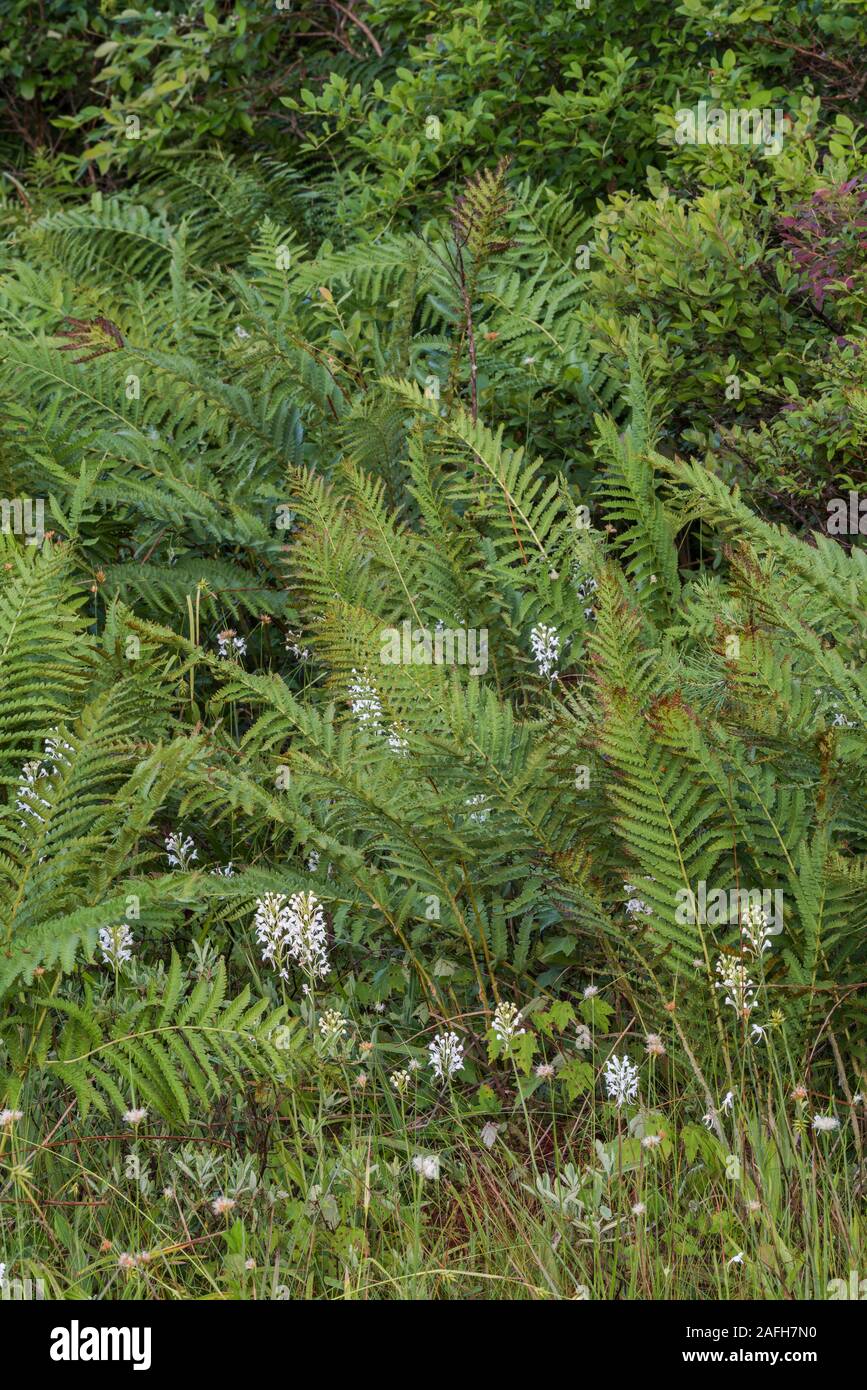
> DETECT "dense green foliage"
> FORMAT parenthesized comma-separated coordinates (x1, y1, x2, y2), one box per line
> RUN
(1, 1, 865, 1301)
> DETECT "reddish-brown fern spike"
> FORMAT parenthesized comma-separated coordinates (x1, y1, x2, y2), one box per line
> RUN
(56, 316, 125, 364)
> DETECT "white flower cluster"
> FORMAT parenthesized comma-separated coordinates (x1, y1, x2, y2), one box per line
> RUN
(254, 892, 292, 979)
(44, 731, 75, 770)
(814, 686, 859, 729)
(99, 922, 134, 969)
(530, 623, 560, 679)
(216, 629, 247, 659)
(703, 1090, 735, 1128)
(830, 710, 857, 728)
(286, 891, 330, 978)
(428, 1031, 465, 1083)
(575, 574, 598, 619)
(15, 729, 74, 827)
(465, 794, 490, 825)
(812, 1114, 840, 1134)
(492, 1001, 525, 1045)
(714, 956, 756, 1015)
(624, 881, 653, 917)
(253, 890, 330, 981)
(16, 759, 51, 827)
(740, 902, 773, 956)
(165, 831, 197, 870)
(603, 1053, 639, 1108)
(714, 904, 773, 1044)
(349, 669, 383, 728)
(412, 1154, 440, 1181)
(349, 669, 407, 752)
(318, 1008, 348, 1043)
(286, 634, 311, 661)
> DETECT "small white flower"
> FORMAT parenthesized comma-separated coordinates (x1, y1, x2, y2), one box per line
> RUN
(727, 1251, 744, 1266)
(625, 896, 652, 917)
(641, 1134, 662, 1149)
(631, 1201, 646, 1216)
(428, 1031, 464, 1083)
(583, 984, 599, 1000)
(244, 1258, 256, 1270)
(211, 862, 235, 877)
(15, 730, 73, 827)
(391, 1069, 412, 1096)
(212, 1195, 236, 1217)
(741, 903, 773, 956)
(715, 955, 756, 1016)
(721, 1090, 734, 1114)
(16, 758, 51, 826)
(349, 669, 383, 731)
(255, 891, 330, 980)
(387, 723, 408, 753)
(530, 622, 560, 679)
(318, 1009, 347, 1044)
(535, 1062, 555, 1079)
(492, 1001, 525, 1044)
(830, 709, 857, 728)
(98, 923, 134, 968)
(575, 1024, 592, 1051)
(465, 794, 490, 824)
(412, 1154, 440, 1180)
(576, 574, 598, 608)
(624, 883, 653, 917)
(254, 892, 292, 979)
(812, 1114, 840, 1133)
(122, 1108, 148, 1128)
(480, 1121, 500, 1149)
(216, 629, 247, 659)
(165, 831, 197, 870)
(604, 1054, 639, 1108)
(372, 1001, 386, 1014)
(0, 1109, 23, 1129)
(645, 1033, 666, 1057)
(118, 1252, 136, 1271)
(286, 891, 330, 978)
